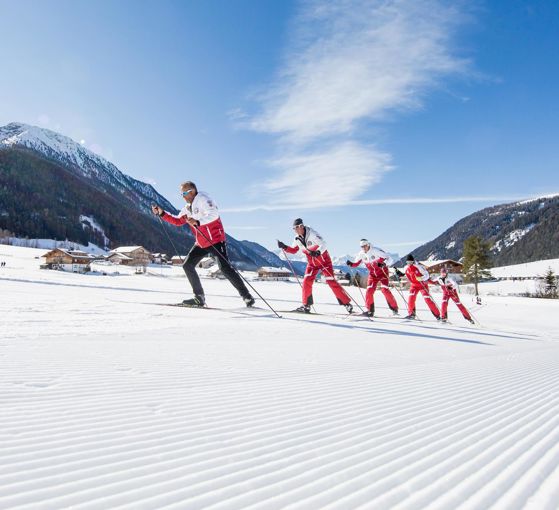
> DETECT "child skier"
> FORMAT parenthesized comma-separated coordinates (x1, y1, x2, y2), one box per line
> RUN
(431, 268, 474, 323)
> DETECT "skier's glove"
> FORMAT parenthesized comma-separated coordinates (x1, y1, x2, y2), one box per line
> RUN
(151, 204, 164, 217)
(377, 261, 386, 268)
(277, 240, 288, 250)
(346, 260, 353, 266)
(395, 268, 404, 279)
(308, 250, 321, 257)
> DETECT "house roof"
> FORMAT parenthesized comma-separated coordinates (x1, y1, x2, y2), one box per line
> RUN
(112, 246, 146, 253)
(421, 259, 462, 268)
(42, 248, 94, 261)
(258, 266, 291, 273)
(107, 252, 133, 261)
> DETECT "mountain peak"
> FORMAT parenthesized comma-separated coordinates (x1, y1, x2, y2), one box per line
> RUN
(0, 122, 111, 171)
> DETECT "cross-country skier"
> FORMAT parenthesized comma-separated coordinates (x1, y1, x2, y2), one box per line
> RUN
(431, 268, 474, 323)
(277, 218, 353, 314)
(151, 181, 254, 308)
(346, 239, 399, 317)
(395, 254, 440, 320)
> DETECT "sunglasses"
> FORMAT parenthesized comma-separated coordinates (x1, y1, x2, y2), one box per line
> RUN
(293, 225, 303, 230)
(182, 189, 194, 197)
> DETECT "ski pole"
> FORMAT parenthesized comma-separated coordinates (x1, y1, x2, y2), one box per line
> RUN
(156, 214, 185, 264)
(281, 247, 318, 314)
(194, 225, 282, 318)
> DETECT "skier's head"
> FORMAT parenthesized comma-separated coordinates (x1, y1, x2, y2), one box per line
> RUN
(406, 254, 415, 265)
(440, 267, 448, 277)
(360, 239, 370, 251)
(292, 218, 305, 233)
(180, 181, 198, 202)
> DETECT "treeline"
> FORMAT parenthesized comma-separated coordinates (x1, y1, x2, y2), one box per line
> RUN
(0, 149, 194, 254)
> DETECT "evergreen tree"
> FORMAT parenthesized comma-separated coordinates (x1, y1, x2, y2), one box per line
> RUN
(463, 236, 492, 296)
(542, 267, 558, 298)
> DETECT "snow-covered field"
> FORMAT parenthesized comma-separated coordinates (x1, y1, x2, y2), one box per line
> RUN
(1, 245, 559, 509)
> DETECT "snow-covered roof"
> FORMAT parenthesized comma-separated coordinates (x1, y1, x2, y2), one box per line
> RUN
(421, 259, 462, 268)
(112, 246, 145, 253)
(108, 252, 133, 261)
(258, 266, 291, 273)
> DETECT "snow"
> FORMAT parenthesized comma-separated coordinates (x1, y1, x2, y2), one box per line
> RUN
(1, 245, 559, 509)
(445, 241, 456, 249)
(489, 258, 559, 278)
(0, 237, 108, 255)
(492, 224, 536, 252)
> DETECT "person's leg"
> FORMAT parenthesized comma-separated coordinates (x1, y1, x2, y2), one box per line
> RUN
(302, 265, 319, 306)
(420, 284, 440, 318)
(365, 275, 376, 313)
(379, 277, 398, 312)
(408, 285, 418, 316)
(182, 245, 208, 301)
(322, 264, 351, 305)
(441, 292, 449, 319)
(212, 242, 252, 300)
(451, 292, 472, 320)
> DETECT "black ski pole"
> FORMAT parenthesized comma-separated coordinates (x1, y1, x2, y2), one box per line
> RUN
(280, 247, 318, 314)
(155, 212, 184, 264)
(194, 225, 282, 319)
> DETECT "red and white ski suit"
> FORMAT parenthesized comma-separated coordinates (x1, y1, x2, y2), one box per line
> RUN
(348, 247, 398, 313)
(160, 192, 225, 248)
(283, 227, 351, 306)
(405, 263, 440, 318)
(431, 275, 472, 321)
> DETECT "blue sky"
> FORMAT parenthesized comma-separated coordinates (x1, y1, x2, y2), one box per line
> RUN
(1, 0, 558, 257)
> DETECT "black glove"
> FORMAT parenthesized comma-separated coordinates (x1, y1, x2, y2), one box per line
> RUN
(277, 240, 288, 250)
(308, 250, 321, 257)
(377, 261, 386, 268)
(346, 260, 353, 266)
(395, 268, 404, 278)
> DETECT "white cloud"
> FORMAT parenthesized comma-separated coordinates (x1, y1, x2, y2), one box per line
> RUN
(220, 195, 529, 213)
(250, 0, 468, 141)
(240, 0, 470, 208)
(258, 141, 392, 206)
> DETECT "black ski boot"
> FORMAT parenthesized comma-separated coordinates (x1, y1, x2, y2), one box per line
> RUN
(293, 304, 311, 313)
(182, 295, 205, 307)
(344, 303, 353, 314)
(243, 295, 255, 308)
(404, 312, 416, 320)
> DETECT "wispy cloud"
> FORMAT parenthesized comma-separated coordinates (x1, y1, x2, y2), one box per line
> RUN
(221, 195, 529, 213)
(238, 0, 470, 207)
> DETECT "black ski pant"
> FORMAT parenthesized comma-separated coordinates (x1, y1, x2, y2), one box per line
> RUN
(182, 242, 250, 300)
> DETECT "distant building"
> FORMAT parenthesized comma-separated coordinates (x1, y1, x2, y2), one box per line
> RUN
(422, 259, 463, 275)
(41, 248, 94, 273)
(257, 266, 292, 281)
(151, 253, 169, 264)
(207, 265, 225, 279)
(171, 255, 186, 265)
(321, 268, 350, 285)
(108, 246, 151, 266)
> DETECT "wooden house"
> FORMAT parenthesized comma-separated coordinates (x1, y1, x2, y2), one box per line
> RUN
(108, 246, 151, 266)
(422, 259, 463, 275)
(257, 266, 292, 281)
(41, 248, 94, 273)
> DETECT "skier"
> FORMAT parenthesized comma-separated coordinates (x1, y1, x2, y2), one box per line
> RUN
(346, 239, 398, 317)
(395, 254, 440, 320)
(151, 181, 254, 308)
(277, 218, 353, 314)
(431, 268, 474, 323)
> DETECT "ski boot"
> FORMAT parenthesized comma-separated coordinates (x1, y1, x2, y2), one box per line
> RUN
(182, 295, 205, 308)
(404, 312, 416, 320)
(344, 303, 354, 314)
(293, 304, 311, 313)
(243, 295, 255, 308)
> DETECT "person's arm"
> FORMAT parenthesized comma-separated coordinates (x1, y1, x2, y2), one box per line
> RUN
(371, 247, 394, 267)
(152, 204, 187, 226)
(277, 239, 299, 254)
(416, 264, 430, 282)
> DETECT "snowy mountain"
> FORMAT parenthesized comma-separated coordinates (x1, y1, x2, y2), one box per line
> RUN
(399, 195, 559, 266)
(0, 122, 280, 268)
